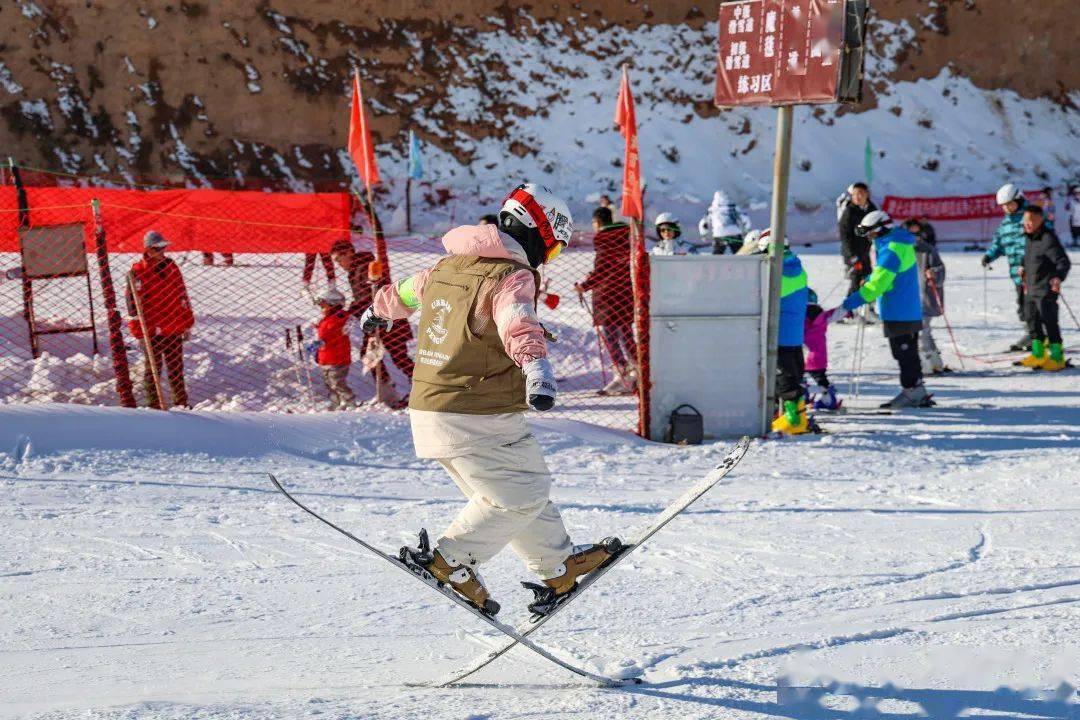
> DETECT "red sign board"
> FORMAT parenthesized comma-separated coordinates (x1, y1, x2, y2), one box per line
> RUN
(883, 191, 1044, 221)
(715, 0, 851, 107)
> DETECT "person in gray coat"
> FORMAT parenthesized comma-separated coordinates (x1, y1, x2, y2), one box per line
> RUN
(909, 220, 948, 374)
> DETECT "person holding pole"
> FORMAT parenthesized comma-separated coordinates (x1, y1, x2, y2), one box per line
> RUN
(910, 220, 949, 375)
(983, 183, 1036, 351)
(829, 211, 933, 409)
(125, 230, 194, 409)
(1016, 205, 1071, 371)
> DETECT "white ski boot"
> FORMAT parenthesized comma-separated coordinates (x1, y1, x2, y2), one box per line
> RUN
(599, 369, 636, 396)
(400, 530, 500, 616)
(880, 384, 934, 408)
(920, 347, 945, 375)
(522, 538, 624, 616)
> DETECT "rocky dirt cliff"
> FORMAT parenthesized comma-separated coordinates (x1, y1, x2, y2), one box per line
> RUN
(1, 1, 1076, 231)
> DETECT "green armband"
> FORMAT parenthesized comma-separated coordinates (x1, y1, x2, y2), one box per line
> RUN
(396, 275, 420, 309)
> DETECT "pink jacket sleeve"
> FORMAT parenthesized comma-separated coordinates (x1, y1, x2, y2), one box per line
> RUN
(372, 267, 435, 320)
(492, 269, 547, 365)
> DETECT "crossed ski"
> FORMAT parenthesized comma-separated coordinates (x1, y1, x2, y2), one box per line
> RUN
(270, 435, 750, 687)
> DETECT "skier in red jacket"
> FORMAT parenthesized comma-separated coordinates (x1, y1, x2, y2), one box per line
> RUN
(575, 207, 637, 394)
(126, 230, 195, 408)
(308, 287, 356, 410)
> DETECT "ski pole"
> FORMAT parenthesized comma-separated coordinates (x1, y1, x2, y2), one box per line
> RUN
(1060, 291, 1080, 331)
(820, 275, 846, 304)
(982, 266, 989, 328)
(927, 276, 966, 370)
(367, 260, 388, 406)
(295, 325, 317, 410)
(285, 328, 308, 411)
(852, 306, 866, 407)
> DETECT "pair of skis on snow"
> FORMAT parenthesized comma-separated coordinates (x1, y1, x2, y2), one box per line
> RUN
(269, 435, 750, 687)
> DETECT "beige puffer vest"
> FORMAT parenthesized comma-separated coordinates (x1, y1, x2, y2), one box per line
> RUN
(409, 255, 539, 414)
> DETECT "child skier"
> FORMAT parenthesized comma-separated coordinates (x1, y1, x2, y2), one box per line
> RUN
(1017, 205, 1071, 371)
(308, 288, 356, 410)
(912, 222, 948, 375)
(362, 183, 620, 616)
(804, 289, 841, 411)
(754, 230, 813, 434)
(983, 183, 1035, 351)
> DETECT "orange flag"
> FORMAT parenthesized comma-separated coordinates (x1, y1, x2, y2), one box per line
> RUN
(614, 66, 643, 221)
(348, 71, 380, 189)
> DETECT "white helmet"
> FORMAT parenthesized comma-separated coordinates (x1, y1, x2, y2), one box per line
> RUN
(654, 212, 680, 237)
(856, 209, 893, 237)
(500, 183, 574, 259)
(318, 287, 346, 306)
(996, 183, 1022, 206)
(755, 228, 789, 253)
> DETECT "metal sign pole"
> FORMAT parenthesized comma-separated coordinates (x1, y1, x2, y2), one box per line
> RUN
(763, 104, 794, 434)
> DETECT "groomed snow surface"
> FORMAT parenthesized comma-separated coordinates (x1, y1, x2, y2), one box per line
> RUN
(2, 249, 1079, 719)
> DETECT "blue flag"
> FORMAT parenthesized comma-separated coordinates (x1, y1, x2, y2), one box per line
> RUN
(407, 130, 423, 180)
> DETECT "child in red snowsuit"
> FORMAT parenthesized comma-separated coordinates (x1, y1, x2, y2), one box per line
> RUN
(311, 288, 356, 410)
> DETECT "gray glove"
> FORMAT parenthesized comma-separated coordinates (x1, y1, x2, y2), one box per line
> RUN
(523, 358, 557, 411)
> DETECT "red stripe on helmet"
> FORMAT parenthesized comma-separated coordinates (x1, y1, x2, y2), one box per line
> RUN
(507, 186, 557, 250)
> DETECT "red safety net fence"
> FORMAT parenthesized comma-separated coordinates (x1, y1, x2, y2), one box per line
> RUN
(0, 170, 647, 434)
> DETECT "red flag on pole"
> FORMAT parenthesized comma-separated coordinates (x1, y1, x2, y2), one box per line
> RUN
(348, 71, 380, 189)
(614, 65, 643, 221)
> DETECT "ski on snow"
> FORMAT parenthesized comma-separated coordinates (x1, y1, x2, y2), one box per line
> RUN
(267, 474, 628, 687)
(427, 435, 752, 688)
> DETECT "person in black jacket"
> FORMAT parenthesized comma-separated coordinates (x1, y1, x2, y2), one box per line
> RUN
(1017, 205, 1071, 371)
(838, 182, 878, 302)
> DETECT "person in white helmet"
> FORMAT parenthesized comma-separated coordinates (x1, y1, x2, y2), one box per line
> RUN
(829, 210, 933, 408)
(362, 183, 621, 617)
(648, 212, 682, 254)
(306, 287, 356, 410)
(983, 183, 1036, 351)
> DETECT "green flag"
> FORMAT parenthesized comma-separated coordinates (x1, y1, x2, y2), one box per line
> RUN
(864, 137, 873, 184)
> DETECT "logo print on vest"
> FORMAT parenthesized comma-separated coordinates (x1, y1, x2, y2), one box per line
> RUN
(427, 298, 451, 345)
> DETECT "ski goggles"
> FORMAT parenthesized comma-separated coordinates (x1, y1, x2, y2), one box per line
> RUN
(507, 186, 567, 263)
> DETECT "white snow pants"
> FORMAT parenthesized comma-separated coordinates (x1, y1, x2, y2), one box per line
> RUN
(435, 433, 573, 578)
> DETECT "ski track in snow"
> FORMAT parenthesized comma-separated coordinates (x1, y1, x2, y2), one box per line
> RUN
(1, 250, 1079, 719)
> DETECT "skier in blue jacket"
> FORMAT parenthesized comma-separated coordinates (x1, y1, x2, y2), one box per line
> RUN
(755, 230, 812, 434)
(829, 210, 932, 408)
(982, 183, 1046, 351)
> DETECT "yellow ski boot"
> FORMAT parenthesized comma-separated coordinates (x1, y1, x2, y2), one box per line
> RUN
(1017, 339, 1047, 369)
(771, 399, 810, 435)
(1040, 343, 1068, 372)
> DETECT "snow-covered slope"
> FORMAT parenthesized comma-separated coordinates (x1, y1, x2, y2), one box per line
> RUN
(3, 250, 1078, 719)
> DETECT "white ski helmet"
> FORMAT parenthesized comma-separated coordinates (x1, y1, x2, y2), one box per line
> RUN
(654, 212, 680, 236)
(755, 228, 789, 253)
(856, 209, 893, 237)
(318, 287, 346, 306)
(996, 183, 1022, 206)
(500, 182, 574, 262)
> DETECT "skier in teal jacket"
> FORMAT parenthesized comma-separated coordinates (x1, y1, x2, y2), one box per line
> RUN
(982, 183, 1053, 351)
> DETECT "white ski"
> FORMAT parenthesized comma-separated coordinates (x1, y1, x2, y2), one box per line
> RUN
(267, 474, 629, 687)
(428, 435, 752, 688)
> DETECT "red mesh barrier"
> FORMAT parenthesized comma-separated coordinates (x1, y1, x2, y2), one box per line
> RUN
(0, 176, 647, 433)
